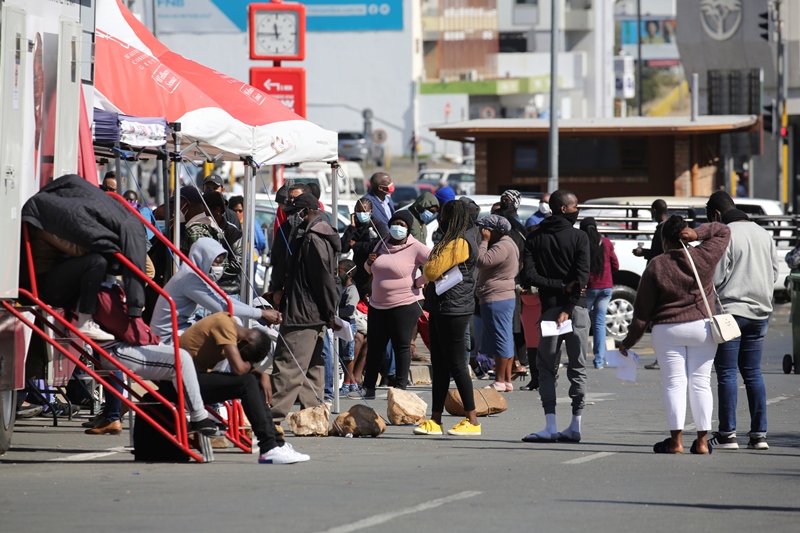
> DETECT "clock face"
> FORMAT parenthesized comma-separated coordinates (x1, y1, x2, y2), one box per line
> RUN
(255, 12, 298, 56)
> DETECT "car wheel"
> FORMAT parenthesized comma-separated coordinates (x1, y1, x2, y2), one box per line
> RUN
(606, 285, 636, 339)
(0, 390, 17, 455)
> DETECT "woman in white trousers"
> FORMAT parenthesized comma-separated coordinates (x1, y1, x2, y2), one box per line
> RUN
(620, 216, 730, 454)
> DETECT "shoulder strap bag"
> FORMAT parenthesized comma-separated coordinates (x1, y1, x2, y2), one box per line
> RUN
(681, 243, 741, 344)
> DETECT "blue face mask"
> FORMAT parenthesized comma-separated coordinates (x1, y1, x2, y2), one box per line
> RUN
(419, 209, 437, 225)
(355, 211, 370, 224)
(389, 225, 408, 240)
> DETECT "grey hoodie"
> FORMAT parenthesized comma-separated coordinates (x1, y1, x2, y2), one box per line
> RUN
(149, 237, 262, 342)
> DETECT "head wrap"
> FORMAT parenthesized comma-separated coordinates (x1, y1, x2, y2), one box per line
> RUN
(477, 214, 512, 235)
(502, 189, 521, 211)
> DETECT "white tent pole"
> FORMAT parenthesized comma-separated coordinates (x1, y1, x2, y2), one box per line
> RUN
(240, 159, 255, 309)
(172, 123, 181, 267)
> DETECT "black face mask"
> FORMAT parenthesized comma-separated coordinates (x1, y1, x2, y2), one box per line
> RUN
(499, 200, 512, 212)
(560, 210, 579, 225)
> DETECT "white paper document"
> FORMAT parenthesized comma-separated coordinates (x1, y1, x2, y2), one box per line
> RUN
(333, 316, 354, 341)
(605, 350, 640, 382)
(540, 319, 573, 337)
(434, 265, 463, 295)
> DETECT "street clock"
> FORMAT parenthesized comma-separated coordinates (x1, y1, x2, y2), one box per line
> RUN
(249, 2, 306, 61)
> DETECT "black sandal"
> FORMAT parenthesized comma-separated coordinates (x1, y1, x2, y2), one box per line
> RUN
(690, 439, 713, 455)
(653, 438, 681, 454)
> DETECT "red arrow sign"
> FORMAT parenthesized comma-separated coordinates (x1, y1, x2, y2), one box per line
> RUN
(249, 67, 307, 118)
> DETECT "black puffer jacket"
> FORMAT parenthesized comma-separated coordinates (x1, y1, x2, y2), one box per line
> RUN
(341, 218, 389, 288)
(277, 215, 342, 327)
(424, 236, 478, 316)
(22, 174, 147, 317)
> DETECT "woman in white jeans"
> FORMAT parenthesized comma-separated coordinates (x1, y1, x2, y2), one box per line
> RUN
(620, 216, 730, 454)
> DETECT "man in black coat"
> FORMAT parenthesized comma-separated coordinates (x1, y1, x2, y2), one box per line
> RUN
(265, 194, 342, 427)
(22, 174, 147, 319)
(521, 189, 590, 444)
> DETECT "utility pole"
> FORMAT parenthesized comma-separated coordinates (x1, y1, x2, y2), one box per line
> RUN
(636, 0, 642, 116)
(776, 0, 788, 209)
(548, 0, 559, 193)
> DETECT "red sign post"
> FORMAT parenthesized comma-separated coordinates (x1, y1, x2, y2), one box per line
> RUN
(250, 67, 306, 118)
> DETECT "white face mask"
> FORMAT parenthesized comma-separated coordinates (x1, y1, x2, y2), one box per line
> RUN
(538, 201, 550, 214)
(209, 265, 224, 281)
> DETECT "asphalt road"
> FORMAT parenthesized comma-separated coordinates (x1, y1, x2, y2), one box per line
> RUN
(2, 304, 799, 533)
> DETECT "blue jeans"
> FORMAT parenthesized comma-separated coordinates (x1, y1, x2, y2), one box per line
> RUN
(714, 316, 769, 437)
(322, 329, 333, 398)
(586, 288, 612, 368)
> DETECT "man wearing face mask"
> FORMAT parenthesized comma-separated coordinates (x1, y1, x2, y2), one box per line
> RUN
(361, 172, 395, 227)
(521, 189, 590, 443)
(407, 192, 440, 244)
(525, 192, 552, 232)
(149, 237, 281, 343)
(265, 194, 343, 427)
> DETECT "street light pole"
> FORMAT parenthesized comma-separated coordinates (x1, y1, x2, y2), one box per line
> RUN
(636, 0, 642, 116)
(548, 0, 559, 193)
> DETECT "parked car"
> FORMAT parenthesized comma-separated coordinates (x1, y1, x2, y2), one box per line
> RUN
(416, 168, 476, 196)
(338, 131, 368, 161)
(391, 184, 430, 208)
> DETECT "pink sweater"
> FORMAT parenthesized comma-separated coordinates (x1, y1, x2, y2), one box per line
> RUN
(365, 236, 430, 309)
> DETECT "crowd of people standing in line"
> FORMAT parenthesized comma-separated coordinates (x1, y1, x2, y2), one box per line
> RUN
(16, 167, 778, 460)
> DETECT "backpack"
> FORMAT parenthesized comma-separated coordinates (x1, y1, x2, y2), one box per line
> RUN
(93, 285, 160, 346)
(133, 392, 191, 462)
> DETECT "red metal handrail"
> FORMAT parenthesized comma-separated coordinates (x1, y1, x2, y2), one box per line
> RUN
(22, 223, 38, 298)
(2, 299, 203, 462)
(108, 191, 234, 316)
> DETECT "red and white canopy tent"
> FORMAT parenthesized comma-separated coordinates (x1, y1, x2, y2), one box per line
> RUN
(93, 0, 339, 298)
(93, 0, 337, 166)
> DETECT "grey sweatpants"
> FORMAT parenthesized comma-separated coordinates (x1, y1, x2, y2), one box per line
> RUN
(270, 325, 326, 424)
(536, 306, 589, 416)
(107, 343, 207, 422)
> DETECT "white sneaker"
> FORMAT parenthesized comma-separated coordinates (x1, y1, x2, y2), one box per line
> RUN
(258, 443, 310, 464)
(78, 319, 115, 342)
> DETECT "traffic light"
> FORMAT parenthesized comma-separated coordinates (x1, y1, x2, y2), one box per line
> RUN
(763, 100, 776, 136)
(759, 10, 774, 42)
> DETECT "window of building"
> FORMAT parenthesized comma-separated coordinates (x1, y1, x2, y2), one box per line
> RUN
(515, 0, 538, 4)
(514, 143, 539, 170)
(560, 139, 621, 171)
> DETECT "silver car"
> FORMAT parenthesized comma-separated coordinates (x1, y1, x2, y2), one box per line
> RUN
(338, 131, 368, 161)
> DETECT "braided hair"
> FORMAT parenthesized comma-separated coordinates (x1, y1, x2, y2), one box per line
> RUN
(430, 199, 470, 262)
(583, 223, 606, 276)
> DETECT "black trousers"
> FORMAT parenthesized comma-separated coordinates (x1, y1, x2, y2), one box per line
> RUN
(429, 313, 475, 414)
(196, 372, 283, 453)
(39, 253, 108, 315)
(363, 302, 423, 390)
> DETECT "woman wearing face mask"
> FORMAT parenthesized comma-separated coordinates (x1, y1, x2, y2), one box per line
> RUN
(475, 215, 520, 391)
(352, 210, 429, 399)
(407, 192, 440, 245)
(341, 198, 389, 292)
(415, 200, 481, 436)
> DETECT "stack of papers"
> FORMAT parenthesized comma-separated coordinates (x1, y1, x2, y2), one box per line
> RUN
(540, 320, 573, 337)
(604, 350, 640, 382)
(434, 266, 463, 295)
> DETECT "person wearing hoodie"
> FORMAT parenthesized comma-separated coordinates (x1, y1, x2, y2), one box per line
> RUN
(521, 189, 590, 443)
(265, 194, 342, 426)
(351, 210, 430, 399)
(407, 192, 440, 244)
(434, 185, 456, 208)
(149, 238, 280, 342)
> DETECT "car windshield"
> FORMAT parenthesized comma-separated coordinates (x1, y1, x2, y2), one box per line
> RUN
(448, 173, 474, 182)
(418, 172, 444, 181)
(391, 187, 419, 205)
(338, 132, 363, 141)
(283, 176, 321, 186)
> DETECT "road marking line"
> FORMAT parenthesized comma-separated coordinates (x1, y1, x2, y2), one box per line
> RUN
(766, 395, 792, 405)
(50, 446, 127, 462)
(317, 491, 482, 533)
(563, 452, 616, 464)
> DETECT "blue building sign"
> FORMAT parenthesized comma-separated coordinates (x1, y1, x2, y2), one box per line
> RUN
(156, 0, 403, 34)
